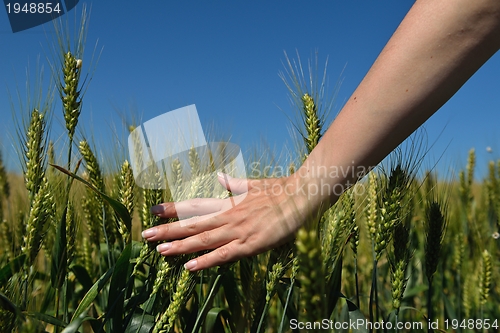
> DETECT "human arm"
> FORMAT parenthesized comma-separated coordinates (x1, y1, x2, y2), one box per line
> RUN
(142, 0, 500, 271)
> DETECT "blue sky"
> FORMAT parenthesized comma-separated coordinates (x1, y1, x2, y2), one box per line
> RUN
(1, 1, 500, 179)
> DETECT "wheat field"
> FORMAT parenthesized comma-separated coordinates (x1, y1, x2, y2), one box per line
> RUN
(0, 8, 498, 333)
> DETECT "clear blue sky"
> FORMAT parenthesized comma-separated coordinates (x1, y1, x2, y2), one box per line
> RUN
(1, 1, 499, 179)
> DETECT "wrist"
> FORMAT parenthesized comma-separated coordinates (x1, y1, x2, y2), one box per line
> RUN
(285, 163, 346, 217)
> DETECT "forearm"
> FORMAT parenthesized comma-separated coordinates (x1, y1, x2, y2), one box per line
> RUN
(295, 0, 500, 207)
(145, 0, 500, 271)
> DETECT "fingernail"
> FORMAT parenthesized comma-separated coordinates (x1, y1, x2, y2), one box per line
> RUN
(217, 171, 225, 178)
(156, 242, 172, 252)
(184, 259, 197, 270)
(151, 205, 165, 215)
(141, 228, 157, 238)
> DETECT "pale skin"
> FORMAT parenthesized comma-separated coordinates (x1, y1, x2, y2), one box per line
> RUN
(142, 0, 500, 271)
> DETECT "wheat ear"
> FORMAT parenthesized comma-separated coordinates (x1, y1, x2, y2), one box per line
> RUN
(479, 249, 492, 305)
(22, 178, 54, 266)
(153, 269, 194, 333)
(390, 223, 411, 313)
(24, 109, 46, 204)
(296, 228, 326, 322)
(118, 160, 134, 243)
(61, 51, 82, 141)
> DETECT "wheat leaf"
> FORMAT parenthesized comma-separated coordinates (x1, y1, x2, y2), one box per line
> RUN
(71, 267, 113, 322)
(0, 254, 26, 285)
(51, 163, 132, 232)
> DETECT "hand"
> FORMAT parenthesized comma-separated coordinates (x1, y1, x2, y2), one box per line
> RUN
(141, 172, 316, 271)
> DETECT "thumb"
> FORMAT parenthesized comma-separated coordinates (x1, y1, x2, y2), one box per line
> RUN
(217, 172, 253, 194)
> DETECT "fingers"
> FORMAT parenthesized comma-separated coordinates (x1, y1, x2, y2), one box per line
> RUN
(158, 238, 248, 272)
(151, 197, 227, 219)
(151, 175, 265, 219)
(217, 172, 260, 194)
(149, 173, 258, 218)
(156, 227, 231, 258)
(142, 212, 224, 242)
(142, 175, 288, 271)
(183, 242, 242, 271)
(150, 218, 248, 271)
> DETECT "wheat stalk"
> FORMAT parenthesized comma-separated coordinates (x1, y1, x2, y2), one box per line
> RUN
(61, 51, 82, 141)
(52, 5, 91, 145)
(255, 261, 286, 332)
(463, 274, 472, 318)
(24, 109, 46, 204)
(451, 233, 465, 272)
(301, 93, 322, 156)
(479, 249, 492, 305)
(153, 269, 195, 333)
(22, 177, 54, 266)
(487, 161, 498, 201)
(79, 140, 117, 246)
(79, 140, 104, 191)
(170, 158, 183, 201)
(459, 149, 475, 214)
(188, 146, 201, 178)
(140, 188, 149, 230)
(82, 236, 93, 276)
(118, 160, 134, 243)
(280, 51, 335, 161)
(374, 165, 409, 260)
(365, 172, 378, 243)
(424, 199, 447, 325)
(82, 195, 101, 248)
(296, 228, 326, 322)
(321, 197, 353, 275)
(390, 223, 411, 313)
(424, 201, 447, 282)
(265, 263, 284, 304)
(66, 201, 77, 266)
(134, 171, 164, 276)
(152, 260, 173, 296)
